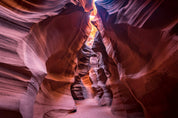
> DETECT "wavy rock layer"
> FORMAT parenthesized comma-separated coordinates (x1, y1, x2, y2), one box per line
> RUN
(0, 0, 178, 118)
(0, 1, 90, 118)
(96, 0, 178, 117)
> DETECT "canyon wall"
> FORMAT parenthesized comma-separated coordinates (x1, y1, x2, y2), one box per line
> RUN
(0, 0, 177, 118)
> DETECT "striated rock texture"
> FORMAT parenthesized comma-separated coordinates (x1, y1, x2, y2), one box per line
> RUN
(0, 1, 90, 118)
(29, 4, 90, 118)
(71, 44, 92, 100)
(0, 0, 178, 118)
(90, 32, 113, 106)
(96, 0, 178, 117)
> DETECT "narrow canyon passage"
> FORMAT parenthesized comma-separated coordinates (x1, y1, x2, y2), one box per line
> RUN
(0, 0, 178, 118)
(64, 99, 117, 118)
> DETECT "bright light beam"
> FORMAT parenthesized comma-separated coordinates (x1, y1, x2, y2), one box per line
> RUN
(86, 0, 98, 47)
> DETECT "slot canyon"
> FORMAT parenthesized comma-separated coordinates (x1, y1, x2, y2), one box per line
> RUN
(0, 0, 177, 118)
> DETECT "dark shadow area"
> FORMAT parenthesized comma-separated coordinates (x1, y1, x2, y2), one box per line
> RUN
(0, 109, 22, 118)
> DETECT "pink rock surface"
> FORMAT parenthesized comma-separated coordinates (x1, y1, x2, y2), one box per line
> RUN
(0, 0, 177, 118)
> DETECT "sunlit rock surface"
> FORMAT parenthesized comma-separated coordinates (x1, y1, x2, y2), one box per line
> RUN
(0, 0, 177, 118)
